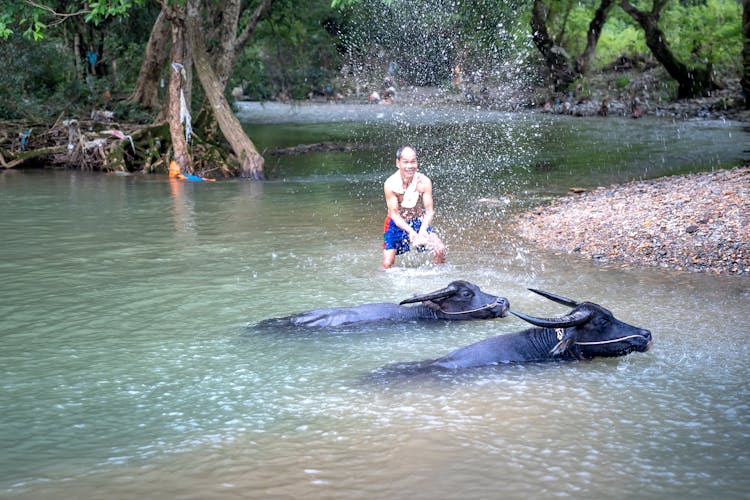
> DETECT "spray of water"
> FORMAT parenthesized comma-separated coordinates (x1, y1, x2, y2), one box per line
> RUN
(326, 0, 554, 271)
(335, 0, 539, 103)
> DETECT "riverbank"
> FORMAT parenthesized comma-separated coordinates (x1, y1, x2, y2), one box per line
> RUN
(512, 166, 750, 275)
(343, 66, 750, 122)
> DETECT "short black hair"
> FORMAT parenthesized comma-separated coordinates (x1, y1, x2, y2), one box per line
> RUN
(396, 145, 417, 160)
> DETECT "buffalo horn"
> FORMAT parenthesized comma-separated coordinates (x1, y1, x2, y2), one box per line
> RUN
(510, 309, 591, 328)
(528, 288, 579, 307)
(399, 284, 458, 305)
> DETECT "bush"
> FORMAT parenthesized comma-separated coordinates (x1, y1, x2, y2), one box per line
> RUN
(0, 35, 70, 119)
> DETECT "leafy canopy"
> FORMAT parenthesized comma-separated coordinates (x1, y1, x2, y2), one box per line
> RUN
(0, 0, 144, 40)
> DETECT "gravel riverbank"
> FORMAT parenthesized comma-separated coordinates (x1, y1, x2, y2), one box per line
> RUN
(513, 166, 750, 275)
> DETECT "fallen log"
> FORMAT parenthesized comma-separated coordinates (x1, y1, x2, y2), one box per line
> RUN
(0, 145, 68, 169)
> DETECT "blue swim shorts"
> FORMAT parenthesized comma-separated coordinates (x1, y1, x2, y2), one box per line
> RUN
(383, 216, 433, 255)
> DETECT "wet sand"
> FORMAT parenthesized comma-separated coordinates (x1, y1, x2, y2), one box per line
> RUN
(513, 166, 750, 275)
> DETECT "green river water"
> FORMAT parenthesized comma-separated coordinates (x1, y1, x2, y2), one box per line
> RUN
(1, 105, 749, 498)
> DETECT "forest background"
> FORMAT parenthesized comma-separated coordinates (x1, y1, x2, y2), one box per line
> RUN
(0, 0, 748, 179)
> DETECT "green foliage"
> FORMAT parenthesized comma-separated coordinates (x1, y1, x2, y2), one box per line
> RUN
(449, 0, 533, 69)
(0, 11, 13, 38)
(85, 0, 145, 24)
(543, 0, 645, 66)
(2, 0, 746, 120)
(661, 0, 741, 76)
(0, 34, 71, 119)
(615, 75, 631, 89)
(234, 0, 343, 100)
(233, 46, 273, 100)
(597, 16, 648, 62)
(103, 4, 161, 90)
(0, 1, 144, 40)
(0, 1, 158, 120)
(542, 0, 741, 77)
(551, 2, 594, 56)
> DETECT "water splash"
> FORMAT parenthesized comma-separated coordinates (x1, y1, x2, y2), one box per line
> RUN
(335, 0, 537, 104)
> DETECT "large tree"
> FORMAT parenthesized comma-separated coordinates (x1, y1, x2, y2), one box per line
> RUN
(530, 0, 616, 91)
(136, 0, 274, 179)
(148, 0, 273, 179)
(1, 0, 273, 179)
(619, 0, 717, 98)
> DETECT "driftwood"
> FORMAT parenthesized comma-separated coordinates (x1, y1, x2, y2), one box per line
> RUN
(0, 116, 238, 178)
(1, 117, 150, 171)
(1, 145, 68, 168)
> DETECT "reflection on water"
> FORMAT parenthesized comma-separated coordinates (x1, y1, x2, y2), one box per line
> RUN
(1, 110, 749, 499)
(168, 177, 197, 236)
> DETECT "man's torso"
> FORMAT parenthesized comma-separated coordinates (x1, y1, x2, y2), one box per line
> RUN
(386, 171, 425, 220)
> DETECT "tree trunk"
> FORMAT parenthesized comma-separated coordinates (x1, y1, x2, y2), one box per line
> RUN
(168, 20, 191, 173)
(187, 18, 264, 179)
(211, 0, 241, 86)
(192, 0, 273, 137)
(129, 0, 270, 178)
(129, 9, 171, 110)
(742, 0, 750, 109)
(577, 0, 616, 75)
(620, 0, 717, 99)
(190, 0, 273, 151)
(531, 0, 616, 89)
(221, 0, 275, 85)
(530, 0, 577, 90)
(73, 32, 82, 81)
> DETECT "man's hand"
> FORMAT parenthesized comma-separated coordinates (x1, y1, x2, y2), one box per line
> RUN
(412, 231, 429, 248)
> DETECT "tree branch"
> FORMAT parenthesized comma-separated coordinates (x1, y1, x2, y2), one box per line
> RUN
(22, 0, 88, 18)
(236, 0, 274, 51)
(651, 0, 669, 17)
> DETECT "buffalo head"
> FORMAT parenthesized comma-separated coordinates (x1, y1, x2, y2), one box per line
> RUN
(399, 280, 509, 320)
(511, 288, 652, 359)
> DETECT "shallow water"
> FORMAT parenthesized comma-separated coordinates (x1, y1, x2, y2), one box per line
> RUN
(1, 108, 749, 498)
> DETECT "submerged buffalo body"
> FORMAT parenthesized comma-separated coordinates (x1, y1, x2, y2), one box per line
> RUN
(386, 289, 652, 371)
(255, 280, 510, 328)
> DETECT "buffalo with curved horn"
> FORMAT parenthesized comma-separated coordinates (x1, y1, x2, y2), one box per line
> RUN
(253, 280, 510, 329)
(383, 288, 652, 371)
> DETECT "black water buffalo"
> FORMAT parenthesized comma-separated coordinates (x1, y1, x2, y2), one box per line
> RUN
(254, 280, 510, 328)
(384, 288, 652, 371)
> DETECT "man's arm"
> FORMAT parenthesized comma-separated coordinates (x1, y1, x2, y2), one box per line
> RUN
(418, 176, 436, 236)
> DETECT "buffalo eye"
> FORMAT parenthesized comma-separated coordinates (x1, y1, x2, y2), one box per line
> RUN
(593, 316, 610, 329)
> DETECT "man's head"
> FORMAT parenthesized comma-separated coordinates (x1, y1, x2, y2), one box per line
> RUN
(396, 146, 418, 175)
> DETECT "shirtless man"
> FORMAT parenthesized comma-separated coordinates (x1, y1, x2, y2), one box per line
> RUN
(381, 146, 446, 269)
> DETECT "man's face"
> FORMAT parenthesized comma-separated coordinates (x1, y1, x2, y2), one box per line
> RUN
(398, 148, 418, 176)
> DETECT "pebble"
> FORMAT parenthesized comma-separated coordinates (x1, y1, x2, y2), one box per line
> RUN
(513, 166, 750, 276)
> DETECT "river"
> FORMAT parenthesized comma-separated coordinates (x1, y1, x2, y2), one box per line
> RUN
(1, 105, 749, 498)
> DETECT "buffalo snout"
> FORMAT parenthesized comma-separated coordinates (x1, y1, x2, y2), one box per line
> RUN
(494, 297, 510, 317)
(637, 329, 653, 352)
